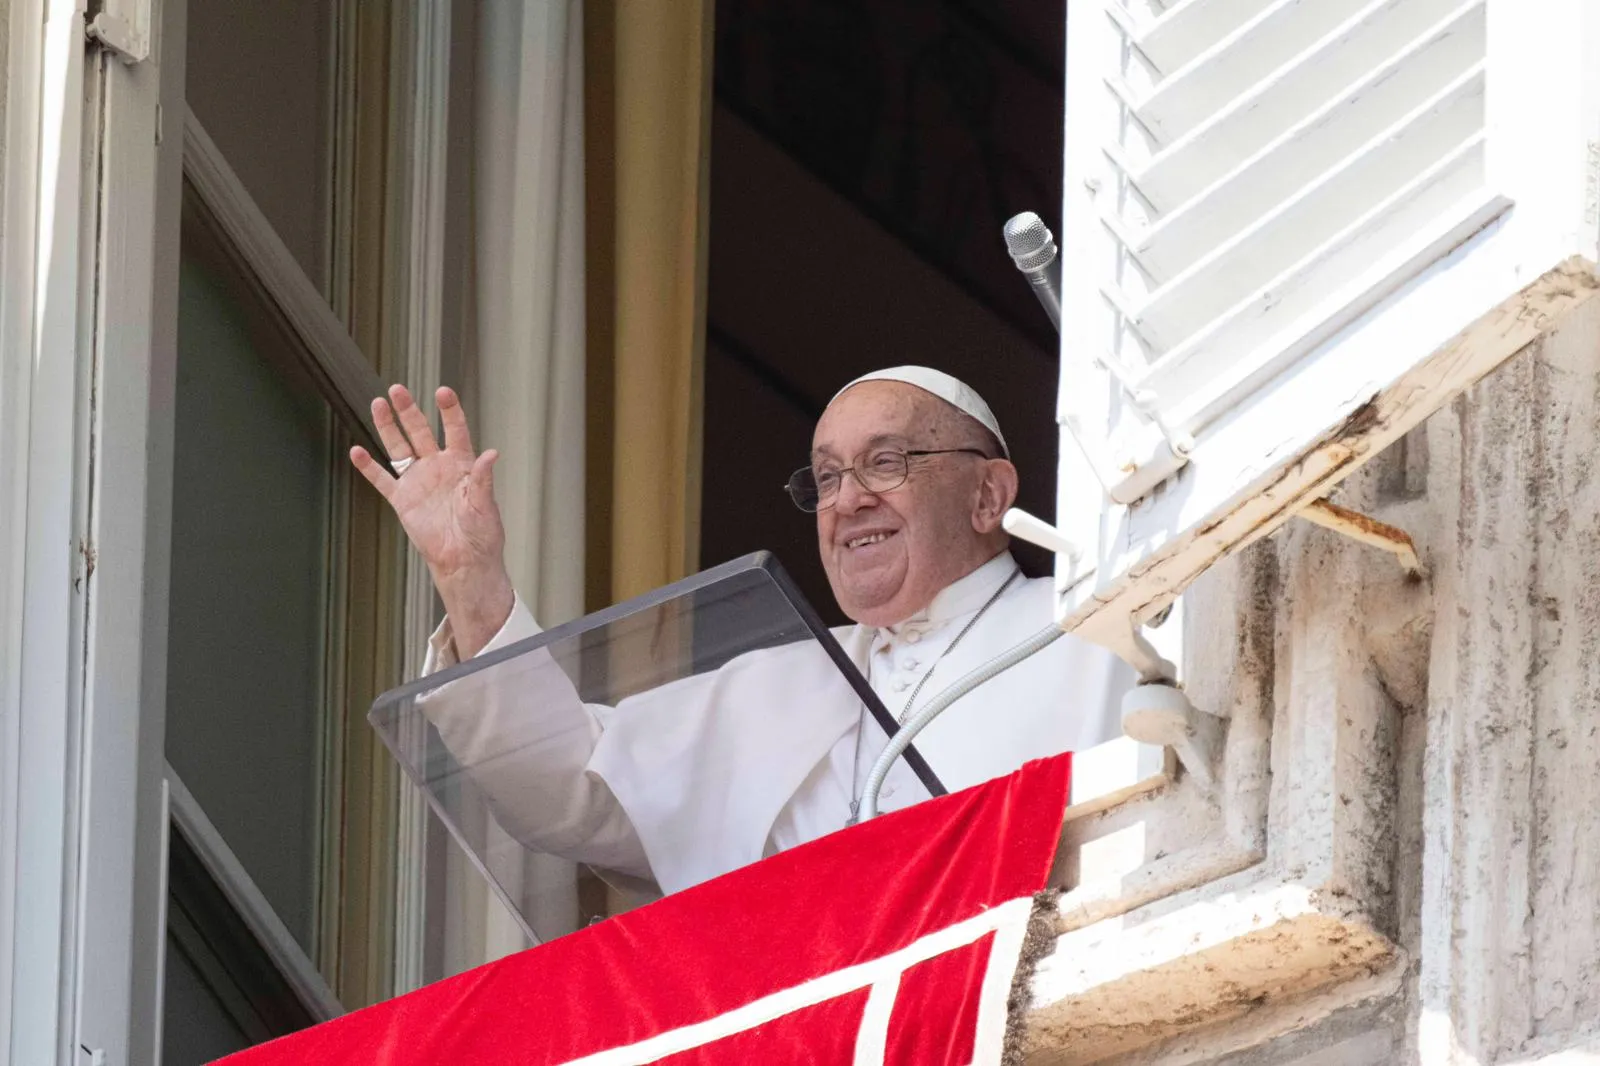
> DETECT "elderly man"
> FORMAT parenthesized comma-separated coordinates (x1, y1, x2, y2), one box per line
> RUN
(351, 367, 1131, 894)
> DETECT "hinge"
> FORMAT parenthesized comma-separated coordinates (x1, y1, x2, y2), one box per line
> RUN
(87, 10, 150, 64)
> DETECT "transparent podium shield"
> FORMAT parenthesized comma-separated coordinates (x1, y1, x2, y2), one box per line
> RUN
(370, 552, 944, 946)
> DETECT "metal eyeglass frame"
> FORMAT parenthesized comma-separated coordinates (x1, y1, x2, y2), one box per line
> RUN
(784, 448, 993, 512)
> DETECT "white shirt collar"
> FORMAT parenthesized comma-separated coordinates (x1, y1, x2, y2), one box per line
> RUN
(884, 551, 1019, 638)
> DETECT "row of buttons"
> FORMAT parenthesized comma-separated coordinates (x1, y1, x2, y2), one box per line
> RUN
(891, 651, 925, 692)
(878, 636, 931, 694)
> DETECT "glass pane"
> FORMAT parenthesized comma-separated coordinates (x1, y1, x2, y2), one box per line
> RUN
(161, 939, 252, 1066)
(372, 554, 943, 946)
(165, 251, 333, 957)
(162, 826, 321, 1064)
(421, 807, 537, 981)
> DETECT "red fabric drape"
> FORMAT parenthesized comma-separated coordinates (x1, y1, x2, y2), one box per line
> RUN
(218, 753, 1070, 1065)
(885, 932, 996, 1065)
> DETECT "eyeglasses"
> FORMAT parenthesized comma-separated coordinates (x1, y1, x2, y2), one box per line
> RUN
(784, 448, 993, 512)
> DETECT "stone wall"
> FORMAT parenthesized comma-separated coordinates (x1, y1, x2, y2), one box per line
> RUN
(1021, 293, 1600, 1063)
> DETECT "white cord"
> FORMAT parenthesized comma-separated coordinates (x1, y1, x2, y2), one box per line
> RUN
(858, 624, 1064, 820)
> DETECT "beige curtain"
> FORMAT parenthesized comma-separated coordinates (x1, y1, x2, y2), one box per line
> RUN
(431, 0, 713, 964)
(587, 0, 715, 604)
(477, 0, 589, 627)
(460, 0, 589, 963)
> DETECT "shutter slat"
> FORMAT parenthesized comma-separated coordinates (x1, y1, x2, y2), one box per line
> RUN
(1134, 50, 1485, 280)
(1137, 0, 1374, 143)
(1132, 0, 1480, 210)
(1129, 70, 1484, 342)
(1137, 0, 1278, 74)
(1139, 135, 1490, 424)
(1051, 0, 1600, 673)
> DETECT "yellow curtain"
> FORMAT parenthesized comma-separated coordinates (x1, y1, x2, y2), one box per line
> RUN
(586, 0, 715, 606)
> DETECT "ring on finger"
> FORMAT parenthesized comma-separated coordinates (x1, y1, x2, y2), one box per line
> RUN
(392, 456, 416, 475)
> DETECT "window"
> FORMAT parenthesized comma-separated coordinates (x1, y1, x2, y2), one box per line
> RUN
(160, 1, 415, 1049)
(165, 241, 338, 964)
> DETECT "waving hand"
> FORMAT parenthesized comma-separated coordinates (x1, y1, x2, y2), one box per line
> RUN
(350, 385, 515, 658)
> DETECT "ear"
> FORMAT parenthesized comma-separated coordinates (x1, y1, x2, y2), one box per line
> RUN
(971, 459, 1019, 534)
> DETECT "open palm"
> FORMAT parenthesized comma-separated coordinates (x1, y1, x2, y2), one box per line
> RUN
(351, 384, 514, 656)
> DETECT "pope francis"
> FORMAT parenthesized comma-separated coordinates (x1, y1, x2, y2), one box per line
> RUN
(351, 367, 1132, 894)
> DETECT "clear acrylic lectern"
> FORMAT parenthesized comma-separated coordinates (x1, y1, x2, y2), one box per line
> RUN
(370, 552, 943, 945)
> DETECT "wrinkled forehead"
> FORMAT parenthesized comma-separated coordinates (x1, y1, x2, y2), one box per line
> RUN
(811, 381, 931, 457)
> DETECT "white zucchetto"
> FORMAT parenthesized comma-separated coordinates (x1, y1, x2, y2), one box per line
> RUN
(830, 366, 1009, 458)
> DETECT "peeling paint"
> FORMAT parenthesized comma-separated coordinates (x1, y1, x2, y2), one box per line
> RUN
(1023, 292, 1600, 1065)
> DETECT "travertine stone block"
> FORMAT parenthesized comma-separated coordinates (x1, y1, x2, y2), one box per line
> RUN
(1021, 299, 1600, 1064)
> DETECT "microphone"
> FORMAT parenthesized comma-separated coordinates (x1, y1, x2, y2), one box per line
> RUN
(1003, 212, 1061, 331)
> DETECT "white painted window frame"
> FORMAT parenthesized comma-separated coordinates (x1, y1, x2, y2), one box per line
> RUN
(1, 0, 454, 1052)
(0, 0, 185, 1063)
(164, 766, 344, 1022)
(0, 1, 92, 1059)
(181, 110, 389, 448)
(178, 103, 391, 1023)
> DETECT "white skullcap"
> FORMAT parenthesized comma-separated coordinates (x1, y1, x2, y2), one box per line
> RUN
(830, 366, 1009, 458)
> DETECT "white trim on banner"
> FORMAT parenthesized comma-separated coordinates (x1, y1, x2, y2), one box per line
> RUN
(851, 973, 899, 1066)
(560, 896, 1036, 1066)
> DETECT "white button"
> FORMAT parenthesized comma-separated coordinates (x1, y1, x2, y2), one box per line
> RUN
(904, 658, 920, 671)
(892, 679, 910, 692)
(882, 784, 898, 799)
(904, 630, 922, 644)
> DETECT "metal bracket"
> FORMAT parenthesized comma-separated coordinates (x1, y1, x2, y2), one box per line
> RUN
(1122, 681, 1223, 789)
(1084, 607, 1177, 683)
(87, 11, 150, 64)
(1005, 506, 1225, 786)
(1296, 498, 1424, 577)
(1083, 612, 1223, 789)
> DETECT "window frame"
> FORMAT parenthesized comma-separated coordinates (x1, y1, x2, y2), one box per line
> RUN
(0, 0, 186, 1061)
(164, 766, 344, 1025)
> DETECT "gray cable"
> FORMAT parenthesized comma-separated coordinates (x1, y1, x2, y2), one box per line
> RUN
(859, 624, 1064, 820)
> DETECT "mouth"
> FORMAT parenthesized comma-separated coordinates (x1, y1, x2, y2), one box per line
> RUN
(843, 529, 899, 551)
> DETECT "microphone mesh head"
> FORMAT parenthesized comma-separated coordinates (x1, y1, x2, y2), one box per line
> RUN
(1003, 212, 1058, 272)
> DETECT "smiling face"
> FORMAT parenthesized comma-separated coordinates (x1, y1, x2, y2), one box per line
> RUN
(812, 381, 1019, 627)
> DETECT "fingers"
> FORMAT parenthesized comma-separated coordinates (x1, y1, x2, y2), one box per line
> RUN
(371, 396, 416, 467)
(349, 445, 396, 500)
(389, 383, 440, 457)
(438, 386, 476, 456)
(468, 449, 499, 513)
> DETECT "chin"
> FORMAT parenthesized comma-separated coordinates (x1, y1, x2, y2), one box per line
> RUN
(837, 589, 912, 628)
(826, 555, 917, 626)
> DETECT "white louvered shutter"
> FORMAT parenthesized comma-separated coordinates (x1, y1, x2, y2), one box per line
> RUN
(1052, 0, 1600, 638)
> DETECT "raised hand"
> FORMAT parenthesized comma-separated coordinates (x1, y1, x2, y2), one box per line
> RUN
(350, 384, 515, 658)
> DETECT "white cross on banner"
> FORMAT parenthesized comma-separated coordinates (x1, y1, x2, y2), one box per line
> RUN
(219, 754, 1073, 1066)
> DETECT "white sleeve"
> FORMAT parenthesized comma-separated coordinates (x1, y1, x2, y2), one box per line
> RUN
(413, 594, 652, 880)
(421, 593, 543, 675)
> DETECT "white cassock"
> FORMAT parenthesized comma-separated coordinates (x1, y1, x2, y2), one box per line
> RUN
(418, 551, 1134, 895)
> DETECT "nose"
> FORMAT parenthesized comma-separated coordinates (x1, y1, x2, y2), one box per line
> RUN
(833, 470, 879, 515)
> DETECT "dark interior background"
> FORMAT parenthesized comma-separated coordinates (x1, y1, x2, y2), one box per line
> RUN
(701, 0, 1066, 624)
